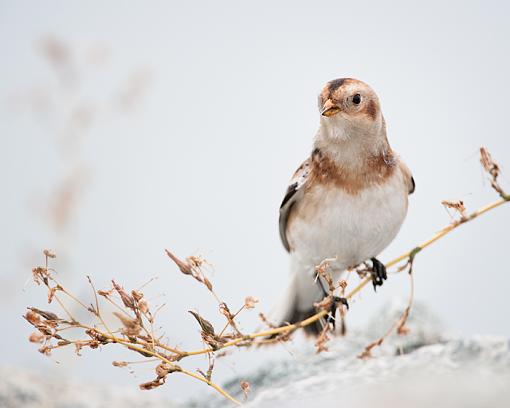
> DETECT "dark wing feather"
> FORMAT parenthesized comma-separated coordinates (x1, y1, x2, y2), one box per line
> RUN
(279, 158, 311, 252)
(281, 182, 298, 208)
(409, 176, 416, 194)
(399, 160, 415, 195)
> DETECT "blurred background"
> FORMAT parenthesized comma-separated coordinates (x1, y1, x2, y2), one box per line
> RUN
(1, 0, 509, 404)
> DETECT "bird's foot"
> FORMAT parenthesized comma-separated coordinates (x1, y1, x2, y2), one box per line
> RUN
(370, 257, 387, 291)
(333, 296, 349, 310)
(326, 296, 349, 329)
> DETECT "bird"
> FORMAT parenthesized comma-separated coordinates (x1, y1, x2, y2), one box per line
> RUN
(276, 78, 415, 335)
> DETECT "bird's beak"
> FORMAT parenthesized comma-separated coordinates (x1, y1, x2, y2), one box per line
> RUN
(321, 99, 341, 117)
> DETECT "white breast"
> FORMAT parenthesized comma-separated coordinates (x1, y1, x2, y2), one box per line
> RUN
(287, 167, 409, 275)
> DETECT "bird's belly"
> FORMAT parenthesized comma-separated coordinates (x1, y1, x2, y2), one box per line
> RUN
(287, 176, 408, 271)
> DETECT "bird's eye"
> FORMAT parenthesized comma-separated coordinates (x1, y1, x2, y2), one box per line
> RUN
(352, 94, 361, 105)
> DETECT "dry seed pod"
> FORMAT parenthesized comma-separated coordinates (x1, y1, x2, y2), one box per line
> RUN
(244, 296, 258, 309)
(188, 310, 216, 335)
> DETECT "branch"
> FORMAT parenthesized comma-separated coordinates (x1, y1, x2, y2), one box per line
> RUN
(25, 147, 509, 405)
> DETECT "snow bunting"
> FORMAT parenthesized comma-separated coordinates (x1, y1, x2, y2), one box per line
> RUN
(277, 78, 414, 334)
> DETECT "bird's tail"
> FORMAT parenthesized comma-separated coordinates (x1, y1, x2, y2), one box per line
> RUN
(267, 268, 324, 336)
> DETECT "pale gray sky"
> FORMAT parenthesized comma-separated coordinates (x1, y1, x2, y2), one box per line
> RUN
(1, 0, 509, 403)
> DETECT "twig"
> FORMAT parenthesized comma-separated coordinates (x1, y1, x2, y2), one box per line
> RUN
(26, 148, 509, 405)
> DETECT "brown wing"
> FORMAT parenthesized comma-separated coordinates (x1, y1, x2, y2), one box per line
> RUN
(279, 158, 311, 252)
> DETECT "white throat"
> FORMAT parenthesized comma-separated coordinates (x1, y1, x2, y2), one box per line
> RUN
(314, 114, 389, 169)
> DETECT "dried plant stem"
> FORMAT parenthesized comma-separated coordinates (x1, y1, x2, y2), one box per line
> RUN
(72, 323, 241, 405)
(398, 269, 415, 334)
(59, 285, 90, 311)
(87, 277, 114, 337)
(124, 344, 239, 405)
(184, 195, 509, 357)
(218, 305, 245, 338)
(359, 264, 415, 359)
(51, 278, 186, 358)
(52, 294, 76, 323)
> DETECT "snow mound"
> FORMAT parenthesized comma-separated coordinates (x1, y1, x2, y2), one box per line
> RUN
(0, 365, 179, 408)
(213, 300, 510, 408)
(5, 301, 510, 408)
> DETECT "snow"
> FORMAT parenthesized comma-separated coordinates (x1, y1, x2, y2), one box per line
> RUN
(212, 300, 510, 407)
(4, 301, 510, 408)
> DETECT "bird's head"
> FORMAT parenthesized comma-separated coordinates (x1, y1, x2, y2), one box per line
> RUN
(318, 78, 384, 142)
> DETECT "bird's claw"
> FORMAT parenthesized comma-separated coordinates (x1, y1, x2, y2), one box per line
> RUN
(370, 257, 387, 291)
(333, 296, 349, 310)
(326, 296, 349, 329)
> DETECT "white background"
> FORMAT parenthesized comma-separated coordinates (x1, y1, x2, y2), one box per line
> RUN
(1, 0, 509, 403)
